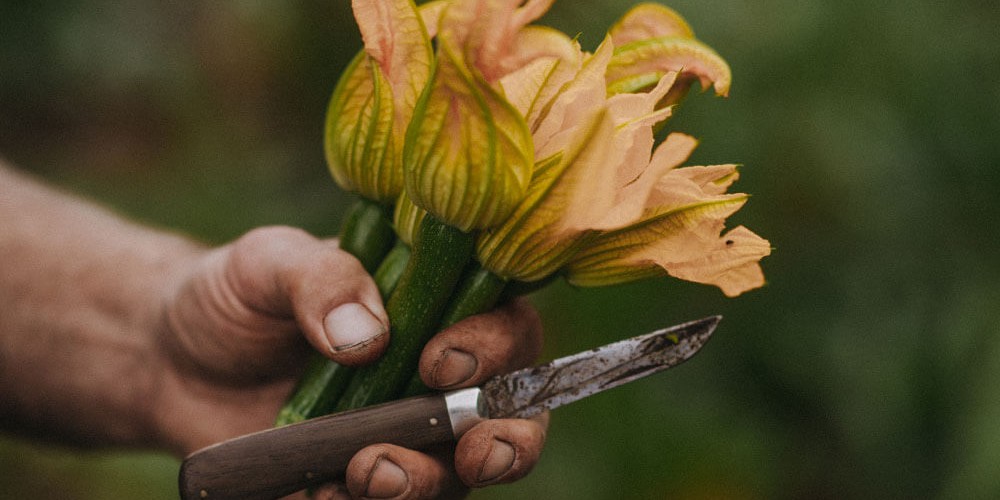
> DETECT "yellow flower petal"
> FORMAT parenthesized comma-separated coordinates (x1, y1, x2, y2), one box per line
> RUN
(650, 163, 742, 202)
(501, 57, 568, 128)
(532, 37, 615, 159)
(565, 194, 751, 287)
(403, 43, 534, 231)
(601, 71, 680, 191)
(325, 52, 398, 202)
(596, 131, 697, 230)
(392, 192, 427, 246)
(477, 63, 711, 282)
(417, 0, 448, 37)
(566, 163, 770, 297)
(605, 3, 729, 103)
(477, 108, 613, 281)
(661, 225, 771, 297)
(498, 28, 583, 129)
(439, 0, 558, 82)
(494, 25, 581, 86)
(607, 36, 732, 98)
(324, 0, 439, 202)
(353, 0, 434, 117)
(400, 0, 591, 231)
(609, 3, 695, 44)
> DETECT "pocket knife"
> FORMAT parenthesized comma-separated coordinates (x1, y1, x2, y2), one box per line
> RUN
(179, 316, 720, 500)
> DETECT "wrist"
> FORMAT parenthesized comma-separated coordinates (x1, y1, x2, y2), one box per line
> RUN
(73, 229, 206, 449)
(0, 163, 210, 450)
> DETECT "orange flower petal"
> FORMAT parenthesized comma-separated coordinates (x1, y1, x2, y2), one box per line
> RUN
(438, 0, 558, 83)
(418, 0, 447, 37)
(604, 71, 679, 191)
(353, 0, 434, 119)
(596, 131, 697, 230)
(607, 37, 732, 97)
(498, 29, 583, 129)
(477, 108, 613, 281)
(566, 194, 751, 287)
(609, 3, 695, 45)
(532, 37, 614, 159)
(656, 225, 771, 297)
(567, 161, 769, 296)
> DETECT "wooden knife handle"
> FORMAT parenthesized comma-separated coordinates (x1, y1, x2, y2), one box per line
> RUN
(179, 393, 454, 500)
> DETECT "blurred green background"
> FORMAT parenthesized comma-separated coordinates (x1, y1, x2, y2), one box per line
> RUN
(2, 0, 999, 498)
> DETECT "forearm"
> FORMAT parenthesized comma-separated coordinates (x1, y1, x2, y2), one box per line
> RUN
(0, 161, 203, 448)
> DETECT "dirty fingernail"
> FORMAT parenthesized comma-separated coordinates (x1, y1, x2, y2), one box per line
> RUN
(324, 303, 386, 352)
(365, 457, 408, 499)
(478, 439, 515, 483)
(433, 349, 478, 387)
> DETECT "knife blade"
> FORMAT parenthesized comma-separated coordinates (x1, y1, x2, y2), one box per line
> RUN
(179, 316, 720, 500)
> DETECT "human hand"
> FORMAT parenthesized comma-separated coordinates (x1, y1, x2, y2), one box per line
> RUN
(150, 226, 547, 498)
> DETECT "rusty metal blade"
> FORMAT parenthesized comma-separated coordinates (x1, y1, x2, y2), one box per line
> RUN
(481, 316, 720, 419)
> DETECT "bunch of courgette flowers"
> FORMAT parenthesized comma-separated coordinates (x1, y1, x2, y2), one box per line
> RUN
(276, 0, 771, 425)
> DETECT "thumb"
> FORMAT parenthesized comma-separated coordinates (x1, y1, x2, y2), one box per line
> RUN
(227, 226, 390, 366)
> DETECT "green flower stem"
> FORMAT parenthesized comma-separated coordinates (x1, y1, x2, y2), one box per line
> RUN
(337, 198, 396, 274)
(373, 241, 411, 298)
(403, 264, 508, 396)
(336, 216, 475, 410)
(440, 265, 509, 327)
(275, 354, 354, 426)
(275, 197, 397, 426)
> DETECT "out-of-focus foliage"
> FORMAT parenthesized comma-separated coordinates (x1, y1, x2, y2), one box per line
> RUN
(2, 0, 999, 499)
